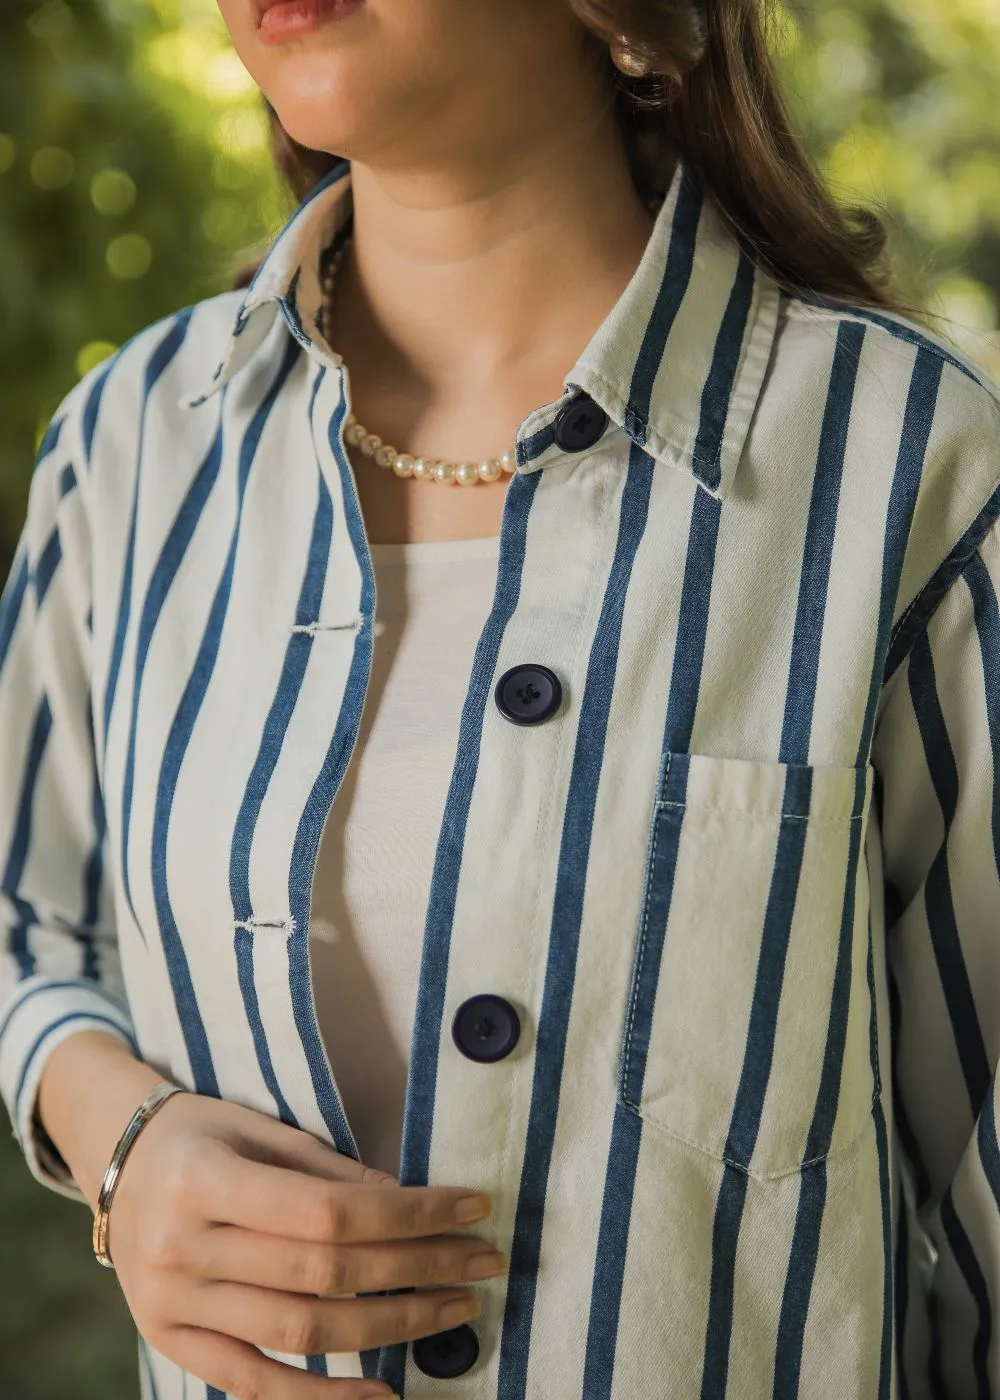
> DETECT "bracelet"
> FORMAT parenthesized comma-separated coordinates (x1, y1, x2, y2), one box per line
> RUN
(92, 1080, 188, 1269)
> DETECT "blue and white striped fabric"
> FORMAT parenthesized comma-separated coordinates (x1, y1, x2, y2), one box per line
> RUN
(2, 152, 1000, 1399)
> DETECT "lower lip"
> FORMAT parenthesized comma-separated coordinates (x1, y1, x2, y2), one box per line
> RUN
(258, 0, 364, 43)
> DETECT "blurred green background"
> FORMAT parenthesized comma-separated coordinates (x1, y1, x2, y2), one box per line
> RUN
(1, 0, 1000, 1395)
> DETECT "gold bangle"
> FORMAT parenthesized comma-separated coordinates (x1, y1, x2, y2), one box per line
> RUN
(92, 1080, 188, 1269)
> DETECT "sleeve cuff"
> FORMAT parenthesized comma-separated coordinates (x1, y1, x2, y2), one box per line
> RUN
(0, 977, 139, 1201)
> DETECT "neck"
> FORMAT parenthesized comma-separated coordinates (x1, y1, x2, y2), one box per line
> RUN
(325, 131, 672, 411)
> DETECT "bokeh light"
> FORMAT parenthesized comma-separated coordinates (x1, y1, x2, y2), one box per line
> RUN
(90, 167, 137, 217)
(106, 233, 153, 279)
(29, 146, 75, 190)
(74, 340, 119, 377)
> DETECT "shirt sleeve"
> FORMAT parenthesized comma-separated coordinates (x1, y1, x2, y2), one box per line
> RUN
(0, 369, 139, 1204)
(872, 512, 1000, 1395)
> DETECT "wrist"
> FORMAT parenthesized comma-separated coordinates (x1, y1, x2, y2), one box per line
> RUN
(36, 1029, 174, 1210)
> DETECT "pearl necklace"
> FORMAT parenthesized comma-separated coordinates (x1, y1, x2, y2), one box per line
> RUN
(320, 190, 665, 486)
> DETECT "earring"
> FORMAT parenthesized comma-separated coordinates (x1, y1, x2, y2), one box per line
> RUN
(609, 33, 656, 78)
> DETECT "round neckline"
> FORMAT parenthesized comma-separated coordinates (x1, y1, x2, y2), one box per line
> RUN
(368, 534, 501, 565)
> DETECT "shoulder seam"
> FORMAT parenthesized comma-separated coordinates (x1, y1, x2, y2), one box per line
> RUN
(883, 480, 1000, 688)
(784, 294, 1000, 409)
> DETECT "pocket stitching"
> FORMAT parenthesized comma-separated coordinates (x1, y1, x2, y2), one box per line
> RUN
(656, 799, 863, 825)
(624, 1087, 880, 1181)
(622, 752, 673, 1115)
(622, 749, 874, 1176)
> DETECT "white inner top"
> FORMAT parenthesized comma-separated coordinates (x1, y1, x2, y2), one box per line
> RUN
(308, 531, 501, 1178)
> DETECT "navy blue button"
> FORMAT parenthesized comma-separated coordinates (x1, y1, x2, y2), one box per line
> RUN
(494, 663, 562, 725)
(452, 994, 521, 1063)
(553, 391, 609, 452)
(413, 1320, 480, 1378)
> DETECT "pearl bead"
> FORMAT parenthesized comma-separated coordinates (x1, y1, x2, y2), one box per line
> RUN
(321, 231, 584, 485)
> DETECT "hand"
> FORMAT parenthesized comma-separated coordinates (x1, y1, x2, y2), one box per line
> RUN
(104, 1090, 506, 1400)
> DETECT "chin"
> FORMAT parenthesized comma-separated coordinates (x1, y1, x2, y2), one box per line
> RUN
(262, 72, 371, 156)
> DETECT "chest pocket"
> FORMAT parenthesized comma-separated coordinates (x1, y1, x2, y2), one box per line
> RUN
(618, 748, 877, 1180)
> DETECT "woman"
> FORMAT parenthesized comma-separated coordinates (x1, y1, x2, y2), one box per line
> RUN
(1, 0, 998, 1396)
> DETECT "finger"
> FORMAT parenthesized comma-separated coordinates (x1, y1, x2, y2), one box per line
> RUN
(200, 1142, 486, 1245)
(194, 1222, 498, 1294)
(181, 1277, 480, 1358)
(228, 1114, 398, 1189)
(166, 1323, 396, 1400)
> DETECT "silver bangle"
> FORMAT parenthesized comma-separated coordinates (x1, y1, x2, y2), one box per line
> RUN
(92, 1080, 188, 1269)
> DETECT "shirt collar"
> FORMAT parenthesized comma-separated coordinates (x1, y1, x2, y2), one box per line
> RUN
(179, 155, 780, 501)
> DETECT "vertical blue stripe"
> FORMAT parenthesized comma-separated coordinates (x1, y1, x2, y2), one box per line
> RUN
(118, 409, 226, 946)
(622, 162, 703, 466)
(690, 251, 758, 494)
(75, 692, 102, 981)
(771, 767, 868, 1396)
(581, 171, 730, 1398)
(939, 1185, 992, 1396)
(377, 463, 541, 1399)
(585, 482, 721, 1400)
(873, 348, 945, 694)
(150, 334, 300, 1101)
(964, 551, 1000, 1004)
(2, 696, 53, 978)
(700, 767, 813, 1398)
(780, 321, 863, 761)
(895, 1166, 911, 1400)
(228, 369, 333, 1143)
(497, 446, 656, 1400)
(58, 462, 77, 499)
(866, 899, 894, 1400)
(908, 627, 991, 1114)
(772, 336, 943, 1394)
(0, 548, 29, 682)
(928, 1282, 949, 1399)
(887, 950, 934, 1400)
(32, 526, 62, 608)
(36, 413, 65, 466)
(702, 321, 863, 1394)
(82, 356, 117, 467)
(101, 309, 194, 768)
(277, 373, 372, 1161)
(977, 1075, 1000, 1215)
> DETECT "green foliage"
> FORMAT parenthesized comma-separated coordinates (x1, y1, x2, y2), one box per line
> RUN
(778, 0, 1000, 364)
(2, 0, 1000, 571)
(0, 0, 292, 562)
(1, 3, 999, 1394)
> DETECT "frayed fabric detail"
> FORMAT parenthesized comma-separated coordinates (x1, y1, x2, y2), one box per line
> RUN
(290, 612, 364, 635)
(234, 915, 297, 937)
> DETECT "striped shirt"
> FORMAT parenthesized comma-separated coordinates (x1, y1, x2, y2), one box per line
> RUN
(2, 152, 1000, 1400)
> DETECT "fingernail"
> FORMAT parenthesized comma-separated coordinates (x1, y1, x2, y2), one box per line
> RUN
(465, 1250, 507, 1279)
(455, 1194, 492, 1222)
(439, 1294, 482, 1327)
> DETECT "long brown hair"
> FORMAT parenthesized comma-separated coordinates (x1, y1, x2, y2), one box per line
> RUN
(232, 0, 946, 338)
